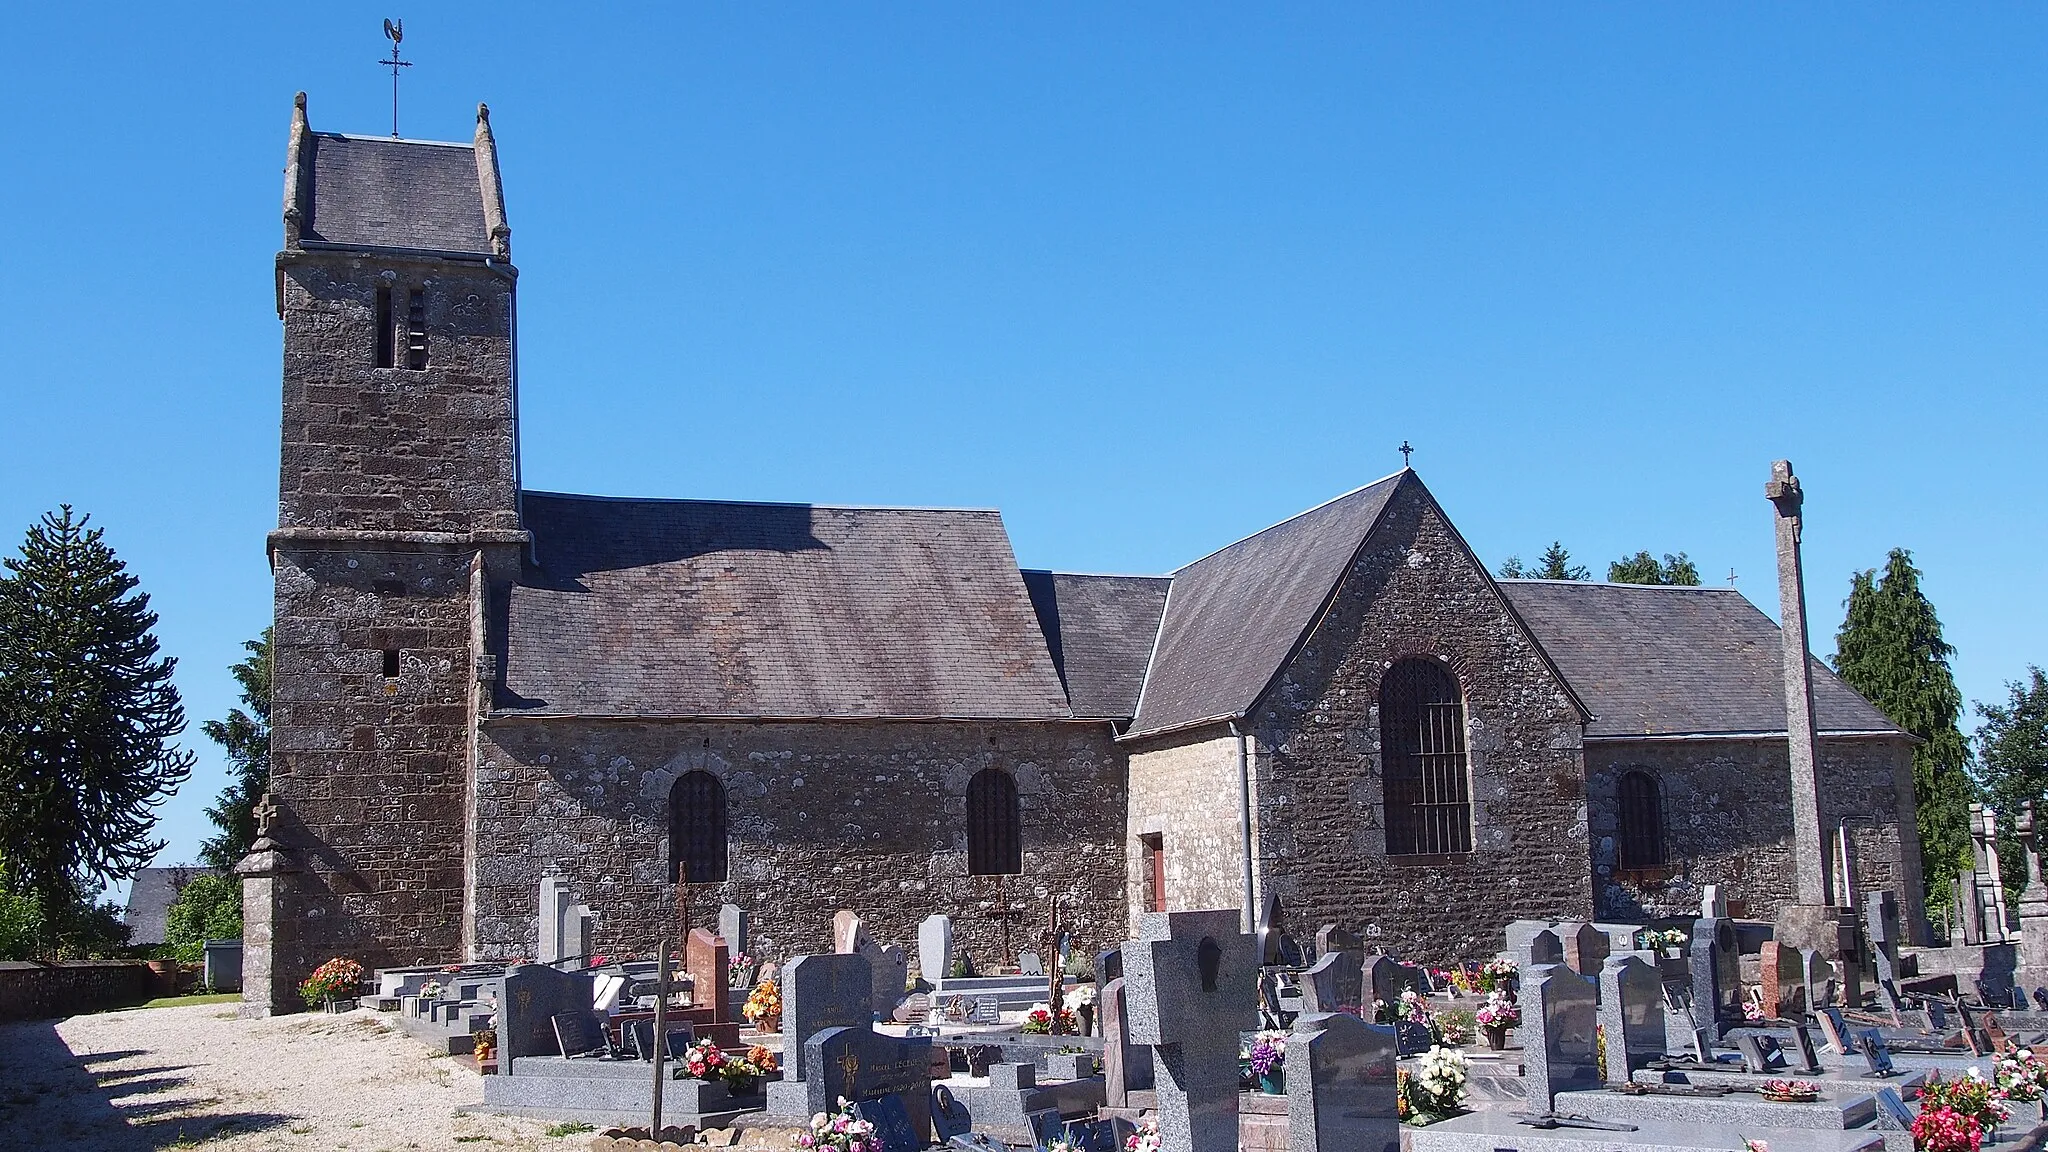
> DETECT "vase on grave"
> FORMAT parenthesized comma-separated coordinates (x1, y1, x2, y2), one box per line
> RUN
(1078, 1004, 1095, 1036)
(1482, 1023, 1509, 1051)
(1259, 1067, 1286, 1095)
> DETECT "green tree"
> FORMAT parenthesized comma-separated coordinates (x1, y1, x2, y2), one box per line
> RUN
(199, 630, 271, 870)
(161, 872, 243, 965)
(1975, 667, 2048, 905)
(1498, 542, 1589, 581)
(1833, 548, 1974, 915)
(1608, 551, 1702, 586)
(0, 507, 194, 941)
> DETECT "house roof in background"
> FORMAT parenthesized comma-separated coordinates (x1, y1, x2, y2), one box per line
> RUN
(301, 133, 491, 256)
(1023, 571, 1171, 720)
(498, 493, 1073, 720)
(122, 866, 218, 947)
(1499, 580, 1906, 738)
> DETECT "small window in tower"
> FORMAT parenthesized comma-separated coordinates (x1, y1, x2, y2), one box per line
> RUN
(374, 287, 395, 369)
(1141, 833, 1166, 913)
(405, 290, 429, 370)
(382, 649, 401, 678)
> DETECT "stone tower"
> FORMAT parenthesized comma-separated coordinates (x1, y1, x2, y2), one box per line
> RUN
(246, 93, 526, 1015)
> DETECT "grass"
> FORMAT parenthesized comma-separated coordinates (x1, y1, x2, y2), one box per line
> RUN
(137, 993, 241, 1009)
(543, 1121, 594, 1137)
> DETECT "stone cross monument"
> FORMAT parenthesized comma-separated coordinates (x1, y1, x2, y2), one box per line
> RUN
(1767, 459, 1831, 909)
(1123, 909, 1258, 1152)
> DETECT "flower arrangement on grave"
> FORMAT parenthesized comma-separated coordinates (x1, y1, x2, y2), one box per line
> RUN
(1122, 1118, 1162, 1152)
(682, 1039, 727, 1080)
(1376, 988, 1435, 1032)
(1062, 984, 1097, 1012)
(1245, 1031, 1286, 1093)
(1918, 1071, 2009, 1132)
(1740, 1139, 1770, 1152)
(1476, 957, 1517, 994)
(472, 1027, 497, 1063)
(1021, 1003, 1077, 1034)
(729, 951, 755, 983)
(718, 1047, 773, 1092)
(1402, 1045, 1469, 1124)
(1743, 989, 1768, 1022)
(743, 977, 782, 1030)
(419, 980, 444, 1000)
(298, 957, 365, 1008)
(795, 1098, 882, 1152)
(1436, 1007, 1475, 1046)
(1397, 1068, 1411, 1121)
(1474, 990, 1520, 1029)
(1995, 1048, 2048, 1103)
(1911, 1103, 1985, 1152)
(1636, 928, 1688, 952)
(1759, 1079, 1821, 1103)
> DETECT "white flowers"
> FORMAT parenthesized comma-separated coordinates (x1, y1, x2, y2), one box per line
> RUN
(1407, 1045, 1470, 1119)
(1063, 985, 1097, 1011)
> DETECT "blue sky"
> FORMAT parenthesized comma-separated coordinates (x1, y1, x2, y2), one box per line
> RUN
(1, 5, 2042, 883)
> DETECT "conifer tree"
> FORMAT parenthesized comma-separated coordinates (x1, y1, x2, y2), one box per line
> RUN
(1975, 667, 2048, 902)
(199, 630, 271, 870)
(1833, 549, 1973, 911)
(1608, 551, 1702, 586)
(1498, 543, 1590, 581)
(0, 507, 194, 930)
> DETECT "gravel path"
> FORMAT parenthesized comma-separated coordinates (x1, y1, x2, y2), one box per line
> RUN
(0, 1003, 595, 1152)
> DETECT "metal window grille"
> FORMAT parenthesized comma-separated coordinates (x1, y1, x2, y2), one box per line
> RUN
(1617, 770, 1665, 868)
(374, 287, 395, 368)
(668, 771, 728, 884)
(405, 289, 429, 370)
(1380, 659, 1472, 855)
(967, 768, 1022, 876)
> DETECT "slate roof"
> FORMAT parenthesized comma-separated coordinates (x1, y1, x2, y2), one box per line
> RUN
(1499, 580, 1906, 739)
(123, 866, 218, 947)
(499, 493, 1073, 719)
(1127, 474, 1404, 738)
(1022, 571, 1171, 720)
(301, 133, 491, 257)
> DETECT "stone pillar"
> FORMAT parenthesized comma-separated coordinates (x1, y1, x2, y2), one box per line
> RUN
(2016, 803, 2048, 987)
(1975, 804, 2013, 942)
(1766, 459, 1830, 908)
(235, 793, 304, 1018)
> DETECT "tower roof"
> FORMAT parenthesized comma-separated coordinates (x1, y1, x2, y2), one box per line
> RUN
(282, 93, 510, 260)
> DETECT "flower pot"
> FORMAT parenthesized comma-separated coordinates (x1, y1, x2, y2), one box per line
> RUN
(1259, 1069, 1285, 1095)
(1482, 1024, 1509, 1051)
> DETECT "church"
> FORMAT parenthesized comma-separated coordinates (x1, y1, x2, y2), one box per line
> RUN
(245, 96, 1924, 1012)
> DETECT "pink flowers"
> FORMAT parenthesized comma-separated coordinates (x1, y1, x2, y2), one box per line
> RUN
(795, 1099, 881, 1152)
(1911, 1104, 1984, 1152)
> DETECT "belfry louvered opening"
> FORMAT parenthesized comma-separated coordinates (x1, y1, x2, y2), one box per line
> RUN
(668, 770, 728, 884)
(1380, 658, 1473, 856)
(967, 768, 1022, 876)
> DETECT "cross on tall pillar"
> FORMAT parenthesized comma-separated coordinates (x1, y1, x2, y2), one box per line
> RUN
(1767, 460, 1831, 908)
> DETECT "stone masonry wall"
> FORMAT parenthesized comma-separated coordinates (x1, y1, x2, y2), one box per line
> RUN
(269, 545, 486, 980)
(1246, 479, 1592, 962)
(472, 720, 1127, 973)
(1588, 735, 1927, 939)
(277, 254, 519, 535)
(1124, 729, 1250, 932)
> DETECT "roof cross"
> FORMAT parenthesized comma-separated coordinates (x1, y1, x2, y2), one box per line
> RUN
(1398, 440, 1414, 468)
(378, 19, 412, 138)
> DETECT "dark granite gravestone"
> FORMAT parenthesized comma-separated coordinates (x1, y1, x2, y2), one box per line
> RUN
(1597, 954, 1665, 1084)
(1285, 1012, 1398, 1152)
(1097, 947, 1123, 982)
(1299, 948, 1364, 1014)
(551, 1011, 609, 1058)
(500, 963, 597, 1067)
(783, 952, 874, 1082)
(854, 1094, 921, 1152)
(1123, 909, 1257, 1152)
(1062, 1119, 1119, 1152)
(1688, 917, 1740, 1036)
(1866, 891, 1906, 1014)
(808, 1026, 935, 1142)
(1874, 1087, 1915, 1130)
(1364, 954, 1416, 1011)
(1315, 924, 1363, 959)
(1521, 963, 1599, 1111)
(1026, 1109, 1065, 1151)
(1525, 928, 1565, 967)
(1857, 1030, 1896, 1076)
(931, 1083, 973, 1141)
(1099, 976, 1154, 1108)
(1788, 1023, 1821, 1073)
(1734, 1033, 1786, 1074)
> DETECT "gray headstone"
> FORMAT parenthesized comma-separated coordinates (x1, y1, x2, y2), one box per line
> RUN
(538, 868, 570, 964)
(1097, 947, 1123, 982)
(783, 952, 874, 1081)
(1525, 928, 1564, 968)
(1563, 922, 1610, 978)
(1123, 910, 1257, 1152)
(870, 943, 909, 1018)
(1521, 963, 1599, 1111)
(919, 914, 954, 982)
(719, 903, 748, 957)
(1689, 916, 1740, 1035)
(1299, 949, 1364, 1015)
(807, 1026, 935, 1144)
(1018, 951, 1044, 976)
(1364, 954, 1406, 1010)
(500, 963, 596, 1065)
(1598, 955, 1666, 1084)
(1286, 1013, 1398, 1152)
(1099, 976, 1154, 1108)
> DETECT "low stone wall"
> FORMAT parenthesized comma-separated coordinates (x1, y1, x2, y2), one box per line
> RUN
(0, 960, 161, 1022)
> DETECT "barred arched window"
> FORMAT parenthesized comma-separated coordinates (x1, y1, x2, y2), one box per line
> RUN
(1617, 770, 1665, 868)
(1380, 658, 1472, 856)
(967, 768, 1022, 876)
(668, 771, 728, 884)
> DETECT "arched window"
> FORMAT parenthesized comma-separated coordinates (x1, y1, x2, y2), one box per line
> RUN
(668, 771, 728, 884)
(967, 768, 1022, 876)
(1380, 658, 1472, 856)
(1617, 770, 1665, 869)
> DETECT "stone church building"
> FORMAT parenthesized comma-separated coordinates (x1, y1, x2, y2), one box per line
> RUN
(246, 97, 1924, 1011)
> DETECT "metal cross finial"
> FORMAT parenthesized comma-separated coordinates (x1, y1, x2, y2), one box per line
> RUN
(379, 19, 412, 138)
(1728, 567, 1738, 587)
(1398, 440, 1414, 468)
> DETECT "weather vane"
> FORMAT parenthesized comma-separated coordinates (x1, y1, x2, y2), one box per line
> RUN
(378, 18, 412, 138)
(1398, 440, 1414, 468)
